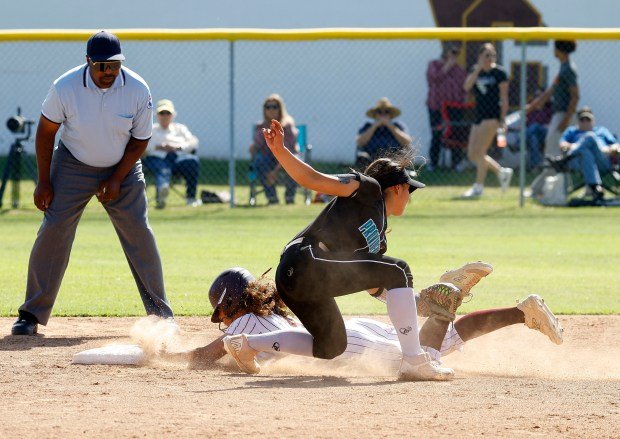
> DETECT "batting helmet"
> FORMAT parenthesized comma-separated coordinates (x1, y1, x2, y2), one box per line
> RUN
(209, 267, 255, 323)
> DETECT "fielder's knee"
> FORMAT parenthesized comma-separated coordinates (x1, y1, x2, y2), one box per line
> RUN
(385, 259, 413, 290)
(312, 333, 347, 360)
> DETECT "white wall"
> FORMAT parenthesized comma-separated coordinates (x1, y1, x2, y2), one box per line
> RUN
(1, 1, 619, 161)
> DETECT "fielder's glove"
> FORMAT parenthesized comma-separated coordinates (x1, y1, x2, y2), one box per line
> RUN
(416, 282, 465, 322)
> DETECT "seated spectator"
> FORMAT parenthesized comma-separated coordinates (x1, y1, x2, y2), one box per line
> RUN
(550, 107, 619, 200)
(356, 98, 412, 168)
(250, 94, 299, 204)
(143, 99, 200, 208)
(525, 89, 553, 170)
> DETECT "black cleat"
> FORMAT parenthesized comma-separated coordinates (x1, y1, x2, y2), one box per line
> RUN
(589, 184, 605, 202)
(545, 155, 570, 173)
(11, 311, 38, 336)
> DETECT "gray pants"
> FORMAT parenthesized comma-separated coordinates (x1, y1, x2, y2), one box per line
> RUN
(19, 144, 173, 325)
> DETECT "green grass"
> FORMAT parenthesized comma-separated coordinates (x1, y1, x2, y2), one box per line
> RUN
(1, 180, 618, 317)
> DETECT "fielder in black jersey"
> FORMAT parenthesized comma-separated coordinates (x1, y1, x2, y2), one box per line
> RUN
(223, 119, 454, 381)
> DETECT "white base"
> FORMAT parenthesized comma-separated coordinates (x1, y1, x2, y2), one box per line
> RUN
(72, 344, 147, 366)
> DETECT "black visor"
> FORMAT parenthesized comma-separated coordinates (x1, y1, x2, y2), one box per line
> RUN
(378, 169, 425, 193)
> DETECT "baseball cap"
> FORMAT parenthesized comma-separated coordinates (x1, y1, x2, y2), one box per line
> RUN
(156, 99, 176, 114)
(378, 168, 425, 193)
(577, 107, 594, 120)
(86, 31, 125, 62)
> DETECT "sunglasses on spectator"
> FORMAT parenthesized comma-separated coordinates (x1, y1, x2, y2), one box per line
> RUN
(376, 109, 391, 116)
(578, 117, 592, 122)
(158, 111, 173, 116)
(264, 104, 280, 110)
(90, 60, 122, 72)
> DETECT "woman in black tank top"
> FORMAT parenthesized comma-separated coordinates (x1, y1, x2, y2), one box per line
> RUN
(462, 42, 513, 198)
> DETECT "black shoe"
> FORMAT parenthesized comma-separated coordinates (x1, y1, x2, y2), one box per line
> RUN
(590, 184, 605, 201)
(11, 311, 38, 335)
(545, 155, 570, 173)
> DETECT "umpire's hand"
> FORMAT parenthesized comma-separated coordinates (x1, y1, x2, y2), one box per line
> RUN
(33, 181, 54, 211)
(97, 177, 122, 203)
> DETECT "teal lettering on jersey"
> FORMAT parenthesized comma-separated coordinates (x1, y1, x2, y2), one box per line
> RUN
(358, 219, 380, 253)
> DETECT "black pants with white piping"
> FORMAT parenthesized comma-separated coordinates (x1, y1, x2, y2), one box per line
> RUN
(275, 238, 413, 359)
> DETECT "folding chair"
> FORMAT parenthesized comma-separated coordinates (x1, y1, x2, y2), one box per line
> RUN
(440, 101, 475, 169)
(249, 124, 312, 206)
(548, 154, 620, 198)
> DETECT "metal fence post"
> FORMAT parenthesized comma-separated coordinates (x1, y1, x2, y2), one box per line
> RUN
(518, 41, 527, 207)
(228, 40, 236, 207)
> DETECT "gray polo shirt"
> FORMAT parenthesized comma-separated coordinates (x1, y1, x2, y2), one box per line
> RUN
(41, 64, 153, 167)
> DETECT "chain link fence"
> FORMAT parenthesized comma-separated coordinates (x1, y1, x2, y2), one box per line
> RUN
(1, 30, 619, 208)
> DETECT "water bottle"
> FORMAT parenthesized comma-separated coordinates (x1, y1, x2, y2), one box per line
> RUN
(496, 127, 507, 148)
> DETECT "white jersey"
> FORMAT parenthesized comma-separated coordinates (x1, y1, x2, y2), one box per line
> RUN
(225, 313, 294, 336)
(226, 313, 464, 367)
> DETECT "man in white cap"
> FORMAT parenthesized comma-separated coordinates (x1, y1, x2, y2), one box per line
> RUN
(11, 31, 174, 336)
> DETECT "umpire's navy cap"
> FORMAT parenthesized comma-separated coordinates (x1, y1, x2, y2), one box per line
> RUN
(87, 31, 125, 62)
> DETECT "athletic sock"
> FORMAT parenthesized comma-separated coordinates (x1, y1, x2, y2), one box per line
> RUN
(454, 306, 525, 342)
(245, 329, 314, 357)
(386, 287, 423, 357)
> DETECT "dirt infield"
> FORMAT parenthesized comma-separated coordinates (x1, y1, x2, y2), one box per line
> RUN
(1, 315, 618, 438)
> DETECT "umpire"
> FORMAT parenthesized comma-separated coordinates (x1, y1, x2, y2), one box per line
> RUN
(11, 31, 174, 335)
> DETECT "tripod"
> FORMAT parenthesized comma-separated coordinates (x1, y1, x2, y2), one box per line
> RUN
(0, 122, 33, 208)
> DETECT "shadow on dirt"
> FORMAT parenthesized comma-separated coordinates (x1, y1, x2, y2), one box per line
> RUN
(0, 335, 126, 351)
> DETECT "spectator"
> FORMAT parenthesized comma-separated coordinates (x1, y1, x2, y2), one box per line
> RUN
(143, 99, 200, 208)
(549, 107, 619, 201)
(524, 88, 553, 170)
(11, 31, 173, 336)
(356, 98, 412, 168)
(250, 94, 299, 204)
(529, 40, 579, 197)
(462, 43, 513, 198)
(425, 42, 467, 171)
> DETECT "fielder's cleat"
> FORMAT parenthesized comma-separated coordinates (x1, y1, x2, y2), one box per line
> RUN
(398, 352, 454, 381)
(11, 311, 38, 336)
(223, 334, 261, 374)
(517, 294, 563, 345)
(439, 261, 494, 296)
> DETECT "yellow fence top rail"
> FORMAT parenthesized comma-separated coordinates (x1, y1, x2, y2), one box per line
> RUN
(1, 28, 620, 42)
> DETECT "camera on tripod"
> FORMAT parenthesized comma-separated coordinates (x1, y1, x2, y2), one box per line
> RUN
(6, 108, 35, 136)
(0, 107, 36, 208)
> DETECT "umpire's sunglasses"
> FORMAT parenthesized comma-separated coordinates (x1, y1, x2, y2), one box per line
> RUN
(90, 60, 122, 72)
